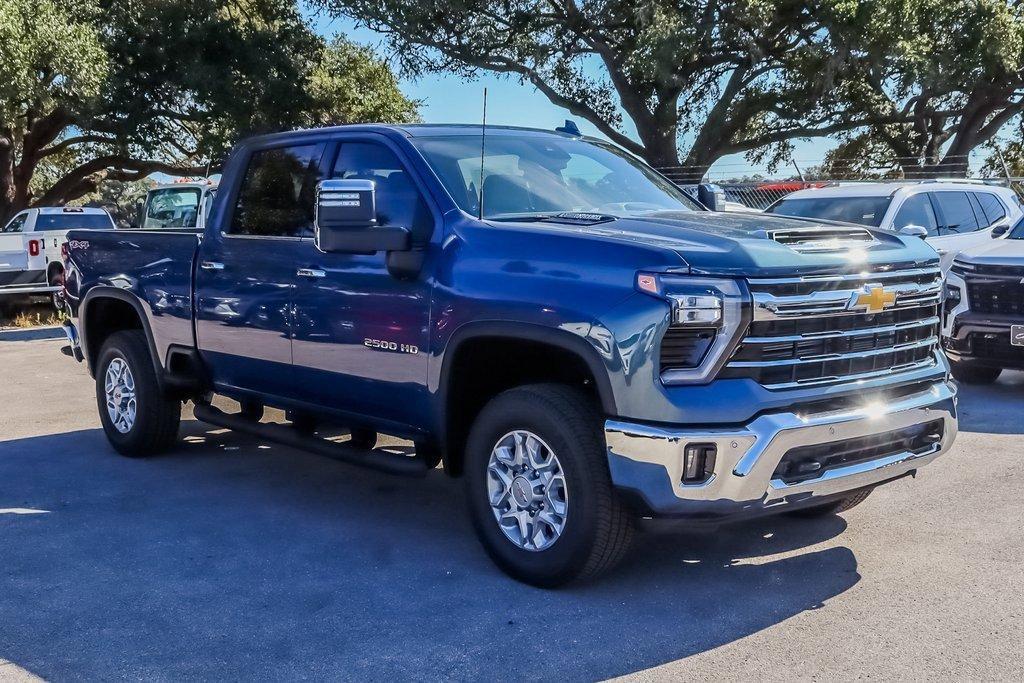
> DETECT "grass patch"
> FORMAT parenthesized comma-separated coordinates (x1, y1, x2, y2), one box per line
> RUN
(0, 301, 66, 329)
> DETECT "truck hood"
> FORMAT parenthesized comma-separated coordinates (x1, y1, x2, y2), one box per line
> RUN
(492, 211, 939, 277)
(954, 235, 1024, 265)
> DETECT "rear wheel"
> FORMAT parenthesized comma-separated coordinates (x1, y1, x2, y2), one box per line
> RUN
(950, 359, 1001, 384)
(49, 267, 66, 313)
(96, 330, 181, 456)
(788, 488, 873, 518)
(464, 384, 635, 587)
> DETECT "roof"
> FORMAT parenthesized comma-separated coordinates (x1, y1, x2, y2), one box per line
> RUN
(239, 123, 591, 148)
(783, 181, 1013, 200)
(36, 206, 110, 214)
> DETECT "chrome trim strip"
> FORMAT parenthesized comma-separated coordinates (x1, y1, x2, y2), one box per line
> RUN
(727, 337, 936, 368)
(747, 267, 942, 286)
(752, 282, 942, 320)
(743, 355, 939, 390)
(742, 316, 940, 344)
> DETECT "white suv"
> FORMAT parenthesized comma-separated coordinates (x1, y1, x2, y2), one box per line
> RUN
(766, 181, 1023, 270)
(0, 207, 115, 306)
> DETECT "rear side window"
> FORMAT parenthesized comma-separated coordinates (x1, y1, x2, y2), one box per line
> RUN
(35, 213, 114, 230)
(973, 192, 1006, 226)
(330, 142, 433, 243)
(932, 192, 980, 235)
(232, 144, 325, 237)
(2, 213, 28, 233)
(892, 194, 939, 235)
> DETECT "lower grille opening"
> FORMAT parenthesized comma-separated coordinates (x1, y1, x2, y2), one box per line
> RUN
(968, 333, 1024, 363)
(773, 419, 944, 485)
(660, 327, 716, 373)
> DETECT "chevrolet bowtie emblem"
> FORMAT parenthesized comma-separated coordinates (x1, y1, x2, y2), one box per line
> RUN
(849, 285, 897, 313)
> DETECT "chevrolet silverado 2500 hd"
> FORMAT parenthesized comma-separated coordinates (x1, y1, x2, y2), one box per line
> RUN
(61, 124, 958, 586)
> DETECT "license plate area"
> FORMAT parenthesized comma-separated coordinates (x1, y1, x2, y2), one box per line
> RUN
(1012, 325, 1024, 347)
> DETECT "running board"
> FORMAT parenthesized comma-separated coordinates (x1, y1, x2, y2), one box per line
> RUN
(191, 403, 429, 477)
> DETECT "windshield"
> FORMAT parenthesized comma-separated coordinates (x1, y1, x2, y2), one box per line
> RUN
(144, 187, 201, 229)
(36, 213, 113, 230)
(767, 195, 892, 227)
(412, 134, 702, 219)
(1010, 215, 1024, 239)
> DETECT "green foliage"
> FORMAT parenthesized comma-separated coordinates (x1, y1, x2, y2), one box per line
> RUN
(0, 0, 108, 125)
(0, 0, 418, 222)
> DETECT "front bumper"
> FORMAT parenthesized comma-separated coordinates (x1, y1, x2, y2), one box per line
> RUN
(606, 380, 957, 520)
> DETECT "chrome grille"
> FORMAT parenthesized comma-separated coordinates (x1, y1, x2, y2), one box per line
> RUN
(723, 267, 943, 389)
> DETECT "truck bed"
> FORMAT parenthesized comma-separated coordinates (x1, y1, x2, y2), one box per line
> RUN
(66, 229, 201, 365)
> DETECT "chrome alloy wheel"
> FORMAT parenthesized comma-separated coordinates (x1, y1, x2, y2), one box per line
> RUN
(486, 430, 568, 552)
(104, 358, 137, 434)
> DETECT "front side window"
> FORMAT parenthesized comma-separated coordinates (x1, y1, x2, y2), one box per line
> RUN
(892, 194, 939, 235)
(933, 192, 980, 234)
(144, 188, 201, 229)
(2, 213, 28, 233)
(330, 142, 433, 242)
(412, 134, 701, 219)
(232, 144, 324, 237)
(767, 196, 892, 226)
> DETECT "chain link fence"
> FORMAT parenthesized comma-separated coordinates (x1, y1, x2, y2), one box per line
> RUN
(655, 155, 1024, 211)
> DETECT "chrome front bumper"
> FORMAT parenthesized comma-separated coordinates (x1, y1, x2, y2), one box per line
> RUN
(605, 380, 958, 519)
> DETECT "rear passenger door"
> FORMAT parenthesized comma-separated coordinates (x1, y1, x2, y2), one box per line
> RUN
(195, 142, 326, 399)
(290, 137, 437, 433)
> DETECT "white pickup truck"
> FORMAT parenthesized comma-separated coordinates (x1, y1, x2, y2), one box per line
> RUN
(0, 207, 116, 307)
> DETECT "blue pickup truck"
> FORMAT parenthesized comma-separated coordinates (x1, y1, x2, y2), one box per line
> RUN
(61, 124, 958, 586)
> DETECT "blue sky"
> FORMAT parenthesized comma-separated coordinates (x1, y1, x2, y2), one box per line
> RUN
(307, 9, 837, 179)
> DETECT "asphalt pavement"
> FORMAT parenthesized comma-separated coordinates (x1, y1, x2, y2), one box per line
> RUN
(1, 335, 1022, 681)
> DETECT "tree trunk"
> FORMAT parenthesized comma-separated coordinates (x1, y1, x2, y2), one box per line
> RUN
(0, 134, 16, 225)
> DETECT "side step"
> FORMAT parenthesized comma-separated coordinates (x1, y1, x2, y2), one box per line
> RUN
(192, 403, 429, 477)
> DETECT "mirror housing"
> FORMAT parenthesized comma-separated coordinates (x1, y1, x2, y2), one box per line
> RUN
(314, 179, 410, 254)
(697, 183, 726, 212)
(991, 221, 1010, 238)
(898, 225, 929, 239)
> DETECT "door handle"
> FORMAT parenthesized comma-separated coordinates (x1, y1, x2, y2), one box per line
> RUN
(296, 268, 326, 278)
(200, 261, 225, 270)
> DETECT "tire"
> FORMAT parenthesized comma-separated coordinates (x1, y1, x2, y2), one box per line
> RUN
(95, 330, 181, 456)
(950, 360, 1001, 384)
(464, 384, 635, 587)
(348, 427, 377, 449)
(49, 267, 66, 313)
(788, 488, 873, 518)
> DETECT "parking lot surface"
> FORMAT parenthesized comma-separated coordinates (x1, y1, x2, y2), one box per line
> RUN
(1, 333, 1022, 681)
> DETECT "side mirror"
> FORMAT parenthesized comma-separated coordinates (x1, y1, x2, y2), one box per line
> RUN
(898, 225, 929, 239)
(314, 179, 410, 253)
(991, 221, 1010, 238)
(697, 183, 726, 212)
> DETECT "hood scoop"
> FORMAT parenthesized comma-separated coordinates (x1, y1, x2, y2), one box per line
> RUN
(756, 226, 877, 253)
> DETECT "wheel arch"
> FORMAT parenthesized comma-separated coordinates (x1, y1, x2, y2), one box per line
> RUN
(437, 321, 617, 476)
(80, 287, 162, 381)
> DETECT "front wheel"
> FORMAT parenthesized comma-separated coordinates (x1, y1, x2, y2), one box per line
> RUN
(96, 330, 181, 456)
(464, 384, 635, 587)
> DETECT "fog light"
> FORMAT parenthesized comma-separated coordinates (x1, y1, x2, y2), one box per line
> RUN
(682, 443, 717, 483)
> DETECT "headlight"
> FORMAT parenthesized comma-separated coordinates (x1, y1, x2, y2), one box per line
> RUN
(637, 273, 750, 384)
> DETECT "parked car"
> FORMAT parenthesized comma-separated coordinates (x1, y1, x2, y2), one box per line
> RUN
(942, 215, 1024, 383)
(137, 181, 218, 230)
(0, 207, 115, 309)
(61, 124, 958, 586)
(765, 181, 1023, 270)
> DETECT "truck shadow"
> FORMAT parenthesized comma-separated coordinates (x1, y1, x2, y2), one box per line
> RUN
(954, 369, 1024, 435)
(0, 424, 859, 681)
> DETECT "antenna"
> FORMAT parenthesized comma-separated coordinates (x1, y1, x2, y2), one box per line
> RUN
(478, 87, 487, 220)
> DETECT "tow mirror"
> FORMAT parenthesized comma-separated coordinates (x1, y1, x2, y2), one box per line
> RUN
(314, 179, 409, 253)
(898, 225, 929, 239)
(697, 183, 726, 212)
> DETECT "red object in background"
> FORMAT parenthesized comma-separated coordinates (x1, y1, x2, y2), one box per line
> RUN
(27, 239, 40, 256)
(756, 181, 829, 192)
